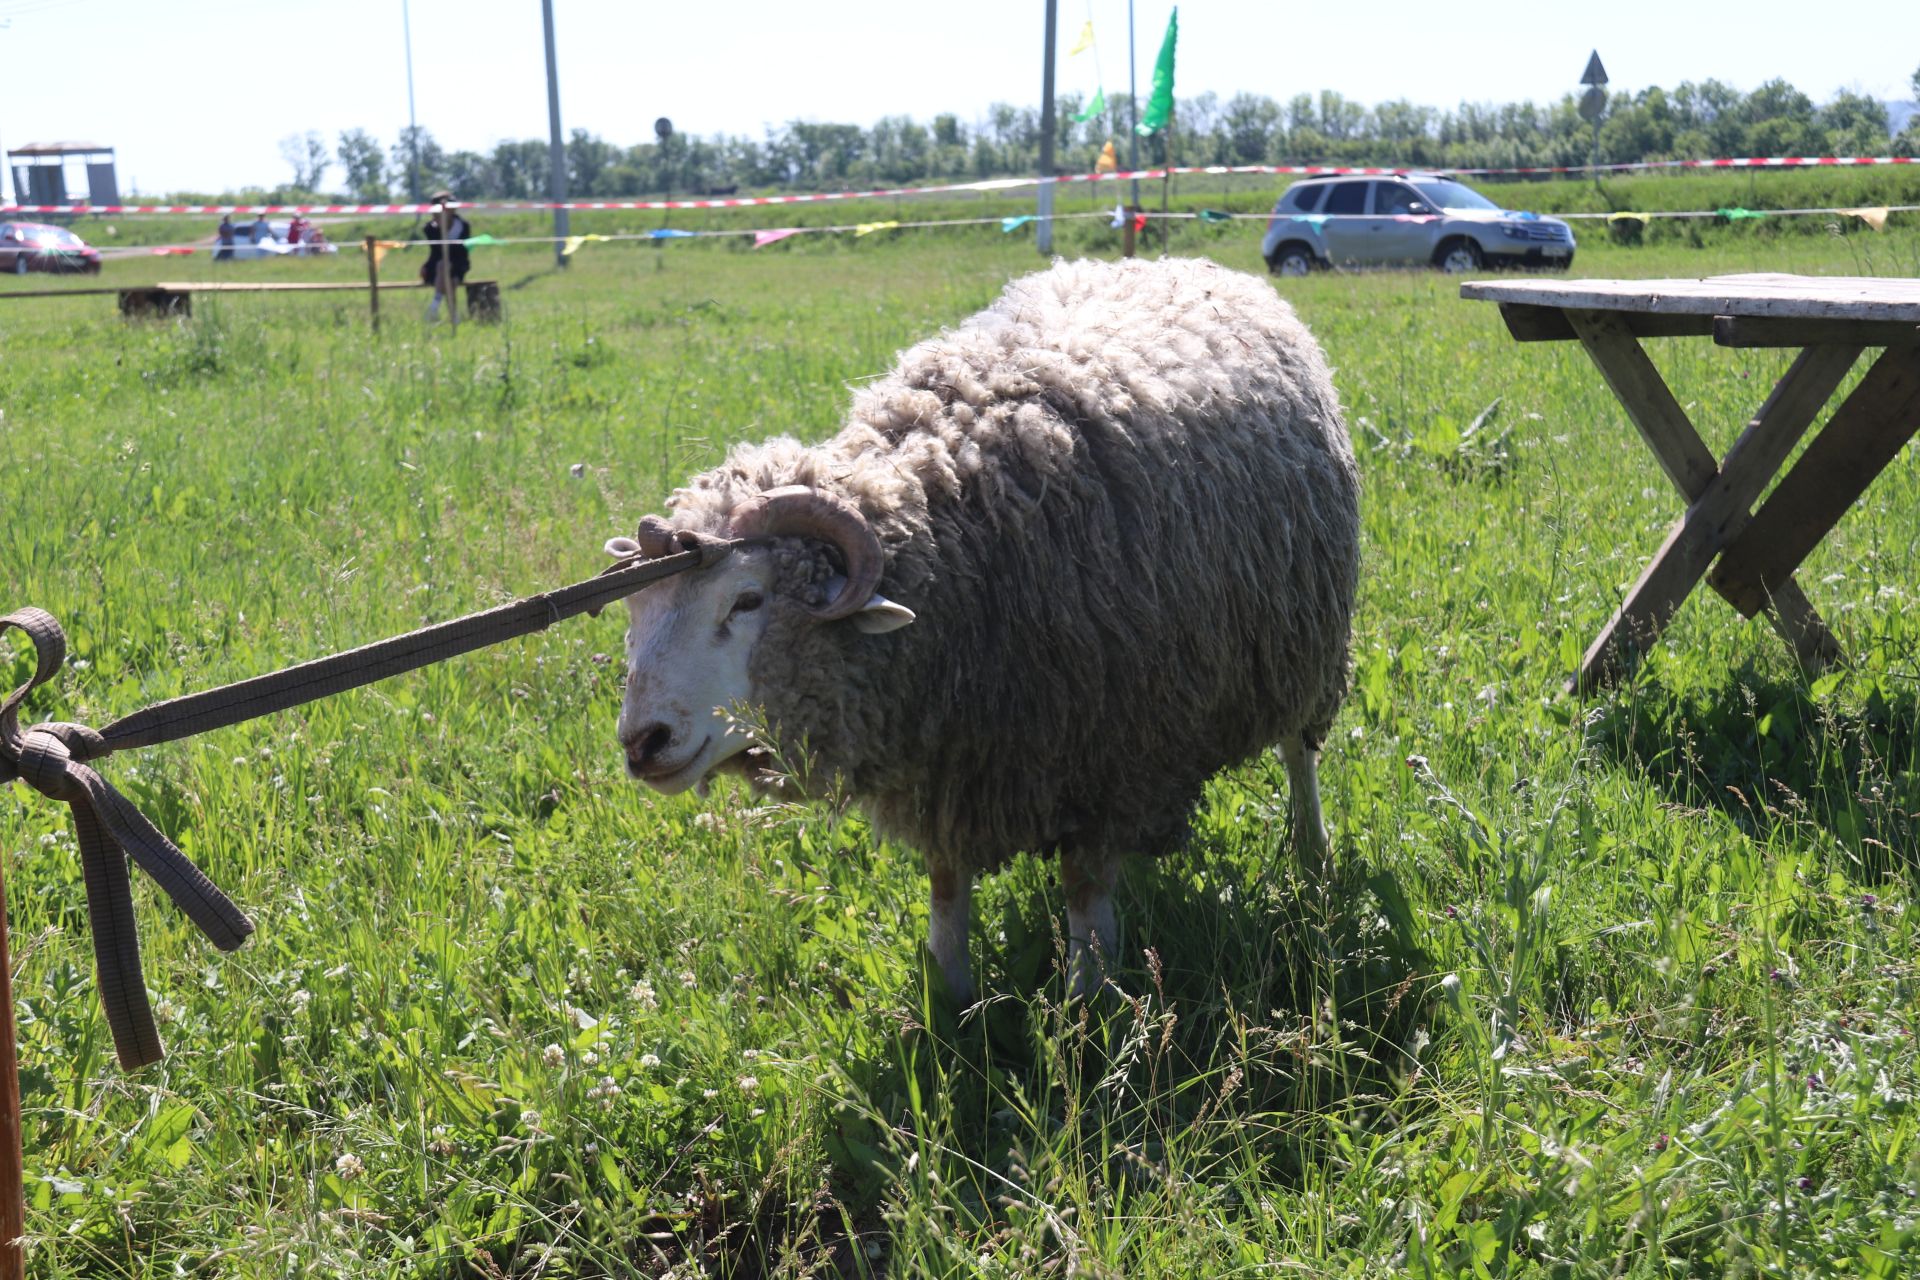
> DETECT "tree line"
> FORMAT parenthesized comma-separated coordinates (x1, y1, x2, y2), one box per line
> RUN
(242, 70, 1920, 204)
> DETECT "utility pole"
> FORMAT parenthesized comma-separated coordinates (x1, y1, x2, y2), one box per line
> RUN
(402, 0, 421, 205)
(542, 0, 570, 268)
(1037, 0, 1058, 255)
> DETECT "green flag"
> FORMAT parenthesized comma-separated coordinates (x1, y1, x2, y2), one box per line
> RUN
(1073, 87, 1106, 124)
(1134, 8, 1177, 136)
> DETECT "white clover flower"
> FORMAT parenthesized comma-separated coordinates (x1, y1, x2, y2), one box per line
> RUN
(692, 811, 724, 833)
(290, 989, 312, 1013)
(629, 979, 658, 1009)
(737, 1075, 759, 1094)
(640, 1053, 661, 1069)
(679, 970, 697, 990)
(542, 1044, 565, 1069)
(335, 1153, 365, 1180)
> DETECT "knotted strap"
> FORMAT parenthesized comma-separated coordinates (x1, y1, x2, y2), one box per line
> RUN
(2, 608, 253, 1069)
(1, 539, 735, 1071)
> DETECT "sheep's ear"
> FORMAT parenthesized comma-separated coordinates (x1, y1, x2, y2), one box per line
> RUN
(606, 535, 642, 558)
(852, 594, 915, 634)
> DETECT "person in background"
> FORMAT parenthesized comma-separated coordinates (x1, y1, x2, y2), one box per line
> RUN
(214, 215, 235, 262)
(286, 214, 309, 247)
(420, 190, 471, 322)
(249, 212, 273, 244)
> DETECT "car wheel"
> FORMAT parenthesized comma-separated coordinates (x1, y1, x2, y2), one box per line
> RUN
(1269, 244, 1316, 277)
(1435, 240, 1482, 274)
(9, 254, 25, 276)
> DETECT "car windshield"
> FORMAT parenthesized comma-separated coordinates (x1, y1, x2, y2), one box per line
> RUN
(27, 226, 83, 247)
(1413, 180, 1501, 212)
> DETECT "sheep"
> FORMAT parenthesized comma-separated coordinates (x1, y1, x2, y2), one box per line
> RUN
(605, 255, 1360, 1000)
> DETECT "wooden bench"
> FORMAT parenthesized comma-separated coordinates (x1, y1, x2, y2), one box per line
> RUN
(1463, 272, 1920, 692)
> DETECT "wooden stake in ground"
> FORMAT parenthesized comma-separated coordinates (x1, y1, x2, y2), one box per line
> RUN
(364, 236, 380, 333)
(436, 202, 457, 333)
(0, 859, 26, 1280)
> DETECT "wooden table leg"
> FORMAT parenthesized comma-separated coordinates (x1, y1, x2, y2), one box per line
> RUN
(1710, 346, 1920, 619)
(1564, 310, 1847, 688)
(1573, 343, 1860, 691)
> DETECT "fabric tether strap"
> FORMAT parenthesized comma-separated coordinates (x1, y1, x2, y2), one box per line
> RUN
(0, 542, 728, 1070)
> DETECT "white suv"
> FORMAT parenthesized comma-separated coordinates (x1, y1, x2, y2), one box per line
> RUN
(1262, 174, 1576, 275)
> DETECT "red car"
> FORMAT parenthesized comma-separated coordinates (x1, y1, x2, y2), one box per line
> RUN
(0, 221, 102, 275)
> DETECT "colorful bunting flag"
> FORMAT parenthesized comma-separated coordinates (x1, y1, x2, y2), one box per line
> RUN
(1842, 206, 1890, 231)
(1110, 204, 1127, 229)
(1197, 209, 1233, 223)
(753, 228, 802, 248)
(1715, 207, 1765, 221)
(562, 233, 612, 257)
(1001, 215, 1035, 233)
(151, 246, 195, 256)
(649, 228, 696, 239)
(463, 233, 502, 245)
(1134, 8, 1178, 136)
(1068, 19, 1095, 55)
(1131, 212, 1149, 233)
(1606, 211, 1648, 224)
(1074, 88, 1106, 124)
(854, 221, 900, 237)
(362, 238, 406, 267)
(1095, 141, 1118, 174)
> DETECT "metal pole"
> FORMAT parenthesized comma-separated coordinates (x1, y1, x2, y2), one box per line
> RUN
(402, 0, 421, 204)
(1037, 0, 1058, 255)
(1127, 0, 1140, 208)
(437, 201, 457, 332)
(542, 0, 570, 268)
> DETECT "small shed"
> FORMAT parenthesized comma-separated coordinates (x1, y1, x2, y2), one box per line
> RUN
(7, 141, 119, 207)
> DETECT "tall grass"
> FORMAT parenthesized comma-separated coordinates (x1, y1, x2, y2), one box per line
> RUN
(3, 227, 1917, 1277)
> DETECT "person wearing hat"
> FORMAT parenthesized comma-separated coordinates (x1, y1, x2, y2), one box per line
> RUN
(420, 191, 472, 321)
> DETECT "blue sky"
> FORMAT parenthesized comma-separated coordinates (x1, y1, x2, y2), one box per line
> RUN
(2, 0, 1913, 196)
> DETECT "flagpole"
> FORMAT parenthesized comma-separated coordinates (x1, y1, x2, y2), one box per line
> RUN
(1038, 0, 1058, 255)
(1127, 0, 1140, 208)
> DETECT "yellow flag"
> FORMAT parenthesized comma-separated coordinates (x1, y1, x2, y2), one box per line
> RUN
(1069, 20, 1094, 55)
(363, 238, 405, 267)
(854, 221, 900, 237)
(1095, 140, 1118, 174)
(562, 233, 611, 257)
(1843, 206, 1889, 231)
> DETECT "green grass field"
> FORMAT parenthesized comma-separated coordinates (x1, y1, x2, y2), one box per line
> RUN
(4, 209, 1919, 1278)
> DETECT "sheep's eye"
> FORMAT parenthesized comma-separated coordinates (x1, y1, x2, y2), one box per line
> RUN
(731, 591, 764, 616)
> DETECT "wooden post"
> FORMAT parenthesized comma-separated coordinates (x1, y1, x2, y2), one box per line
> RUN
(364, 236, 380, 333)
(436, 202, 457, 333)
(1122, 208, 1136, 259)
(0, 861, 26, 1280)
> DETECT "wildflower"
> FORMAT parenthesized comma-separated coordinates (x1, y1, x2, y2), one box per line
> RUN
(742, 1048, 760, 1061)
(290, 989, 312, 1013)
(522, 1109, 543, 1131)
(738, 1075, 760, 1094)
(679, 970, 698, 990)
(693, 811, 725, 833)
(428, 1126, 454, 1158)
(582, 1050, 600, 1067)
(640, 1053, 661, 1069)
(629, 979, 658, 1009)
(335, 1153, 365, 1180)
(543, 1044, 566, 1069)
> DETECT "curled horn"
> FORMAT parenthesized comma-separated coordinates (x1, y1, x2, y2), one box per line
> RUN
(728, 485, 883, 620)
(634, 515, 680, 559)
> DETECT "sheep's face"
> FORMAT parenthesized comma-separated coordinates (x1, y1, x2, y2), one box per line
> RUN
(605, 536, 914, 797)
(610, 548, 774, 796)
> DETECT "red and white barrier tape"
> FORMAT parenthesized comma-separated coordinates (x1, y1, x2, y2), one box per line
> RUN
(3, 154, 1917, 217)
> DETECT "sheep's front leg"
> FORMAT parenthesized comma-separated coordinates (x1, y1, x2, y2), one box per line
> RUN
(1061, 850, 1122, 999)
(928, 863, 975, 1004)
(1279, 733, 1330, 871)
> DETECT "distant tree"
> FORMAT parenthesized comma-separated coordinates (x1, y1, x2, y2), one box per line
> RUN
(1820, 89, 1890, 154)
(278, 131, 329, 192)
(336, 129, 388, 200)
(389, 126, 446, 199)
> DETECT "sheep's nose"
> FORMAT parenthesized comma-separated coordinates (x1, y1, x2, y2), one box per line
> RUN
(622, 722, 674, 774)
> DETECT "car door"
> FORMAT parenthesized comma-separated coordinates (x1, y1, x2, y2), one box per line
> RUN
(1370, 181, 1439, 263)
(1316, 181, 1375, 265)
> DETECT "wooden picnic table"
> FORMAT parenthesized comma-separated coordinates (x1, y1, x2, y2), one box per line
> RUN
(1461, 273, 1920, 692)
